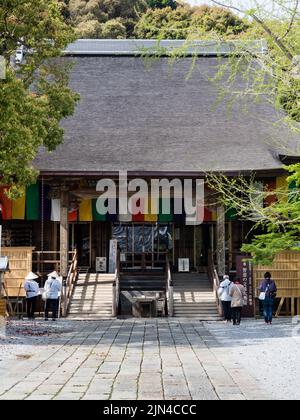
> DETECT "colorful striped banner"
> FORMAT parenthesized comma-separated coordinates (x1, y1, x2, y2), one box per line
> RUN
(26, 183, 40, 220)
(79, 199, 93, 222)
(159, 198, 173, 222)
(144, 198, 158, 222)
(0, 187, 12, 220)
(173, 198, 185, 222)
(68, 209, 78, 222)
(12, 195, 25, 220)
(132, 198, 145, 222)
(92, 198, 106, 221)
(40, 183, 51, 221)
(51, 199, 61, 222)
(264, 179, 277, 207)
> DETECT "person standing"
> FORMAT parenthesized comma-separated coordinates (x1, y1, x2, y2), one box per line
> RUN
(229, 278, 246, 326)
(259, 272, 277, 324)
(44, 271, 62, 321)
(218, 275, 232, 323)
(24, 272, 40, 320)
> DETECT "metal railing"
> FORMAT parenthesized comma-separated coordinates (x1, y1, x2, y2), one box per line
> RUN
(208, 251, 223, 317)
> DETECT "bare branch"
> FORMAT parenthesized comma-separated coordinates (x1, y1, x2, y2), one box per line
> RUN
(279, 0, 299, 40)
(210, 0, 294, 61)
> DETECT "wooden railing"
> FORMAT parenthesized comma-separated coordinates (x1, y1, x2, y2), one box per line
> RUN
(166, 258, 174, 317)
(208, 251, 223, 317)
(112, 252, 121, 317)
(119, 251, 168, 272)
(62, 250, 78, 317)
(32, 251, 77, 283)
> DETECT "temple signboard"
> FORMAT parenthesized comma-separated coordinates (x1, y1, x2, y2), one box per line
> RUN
(236, 255, 254, 317)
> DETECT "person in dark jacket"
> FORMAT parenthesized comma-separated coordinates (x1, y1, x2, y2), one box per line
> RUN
(259, 272, 277, 324)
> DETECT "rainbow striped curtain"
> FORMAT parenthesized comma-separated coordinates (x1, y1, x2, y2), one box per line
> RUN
(79, 199, 93, 222)
(1, 176, 294, 223)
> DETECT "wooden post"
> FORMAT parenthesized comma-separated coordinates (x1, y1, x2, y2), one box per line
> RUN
(60, 189, 69, 278)
(193, 226, 196, 271)
(216, 204, 226, 277)
(286, 298, 290, 316)
(112, 281, 116, 317)
(291, 297, 295, 317)
(228, 221, 233, 271)
(168, 283, 174, 317)
(89, 222, 92, 269)
(275, 297, 285, 317)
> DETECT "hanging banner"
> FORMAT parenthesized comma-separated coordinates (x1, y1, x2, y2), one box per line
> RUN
(51, 199, 61, 222)
(236, 255, 254, 317)
(109, 239, 118, 274)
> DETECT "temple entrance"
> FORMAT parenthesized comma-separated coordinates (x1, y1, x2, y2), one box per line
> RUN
(69, 223, 91, 267)
(112, 223, 173, 272)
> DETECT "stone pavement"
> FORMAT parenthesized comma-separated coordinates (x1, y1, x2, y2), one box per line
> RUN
(0, 319, 265, 400)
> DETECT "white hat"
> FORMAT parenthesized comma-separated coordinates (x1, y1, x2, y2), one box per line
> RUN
(47, 271, 59, 279)
(223, 275, 230, 280)
(25, 272, 39, 280)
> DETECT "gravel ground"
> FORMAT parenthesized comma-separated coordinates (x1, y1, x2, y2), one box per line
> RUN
(204, 317, 300, 400)
(0, 319, 76, 367)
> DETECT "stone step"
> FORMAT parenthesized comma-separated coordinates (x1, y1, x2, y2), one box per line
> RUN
(67, 315, 113, 319)
(67, 273, 114, 318)
(173, 316, 221, 320)
(69, 306, 113, 311)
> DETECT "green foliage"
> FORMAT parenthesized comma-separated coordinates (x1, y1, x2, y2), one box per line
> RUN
(191, 5, 248, 37)
(147, 0, 178, 10)
(277, 78, 300, 122)
(134, 5, 249, 39)
(134, 6, 192, 39)
(241, 231, 300, 265)
(101, 18, 127, 38)
(0, 1, 79, 197)
(68, 0, 147, 38)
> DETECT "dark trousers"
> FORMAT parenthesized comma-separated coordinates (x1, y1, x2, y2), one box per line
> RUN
(232, 306, 242, 325)
(45, 299, 59, 319)
(26, 296, 37, 319)
(263, 297, 274, 323)
(222, 301, 232, 321)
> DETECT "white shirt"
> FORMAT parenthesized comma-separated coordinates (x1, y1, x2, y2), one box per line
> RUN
(24, 280, 39, 298)
(219, 279, 232, 302)
(44, 277, 62, 299)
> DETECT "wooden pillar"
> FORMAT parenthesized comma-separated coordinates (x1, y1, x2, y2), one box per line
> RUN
(216, 204, 226, 277)
(193, 226, 197, 270)
(228, 221, 233, 271)
(291, 298, 295, 317)
(60, 189, 69, 277)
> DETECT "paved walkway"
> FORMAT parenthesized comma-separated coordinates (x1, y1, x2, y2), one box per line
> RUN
(0, 319, 267, 400)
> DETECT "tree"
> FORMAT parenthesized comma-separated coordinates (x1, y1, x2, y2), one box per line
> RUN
(134, 6, 193, 39)
(68, 0, 148, 38)
(147, 0, 178, 10)
(134, 4, 248, 39)
(0, 1, 79, 197)
(191, 5, 248, 36)
(101, 18, 127, 38)
(204, 1, 300, 263)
